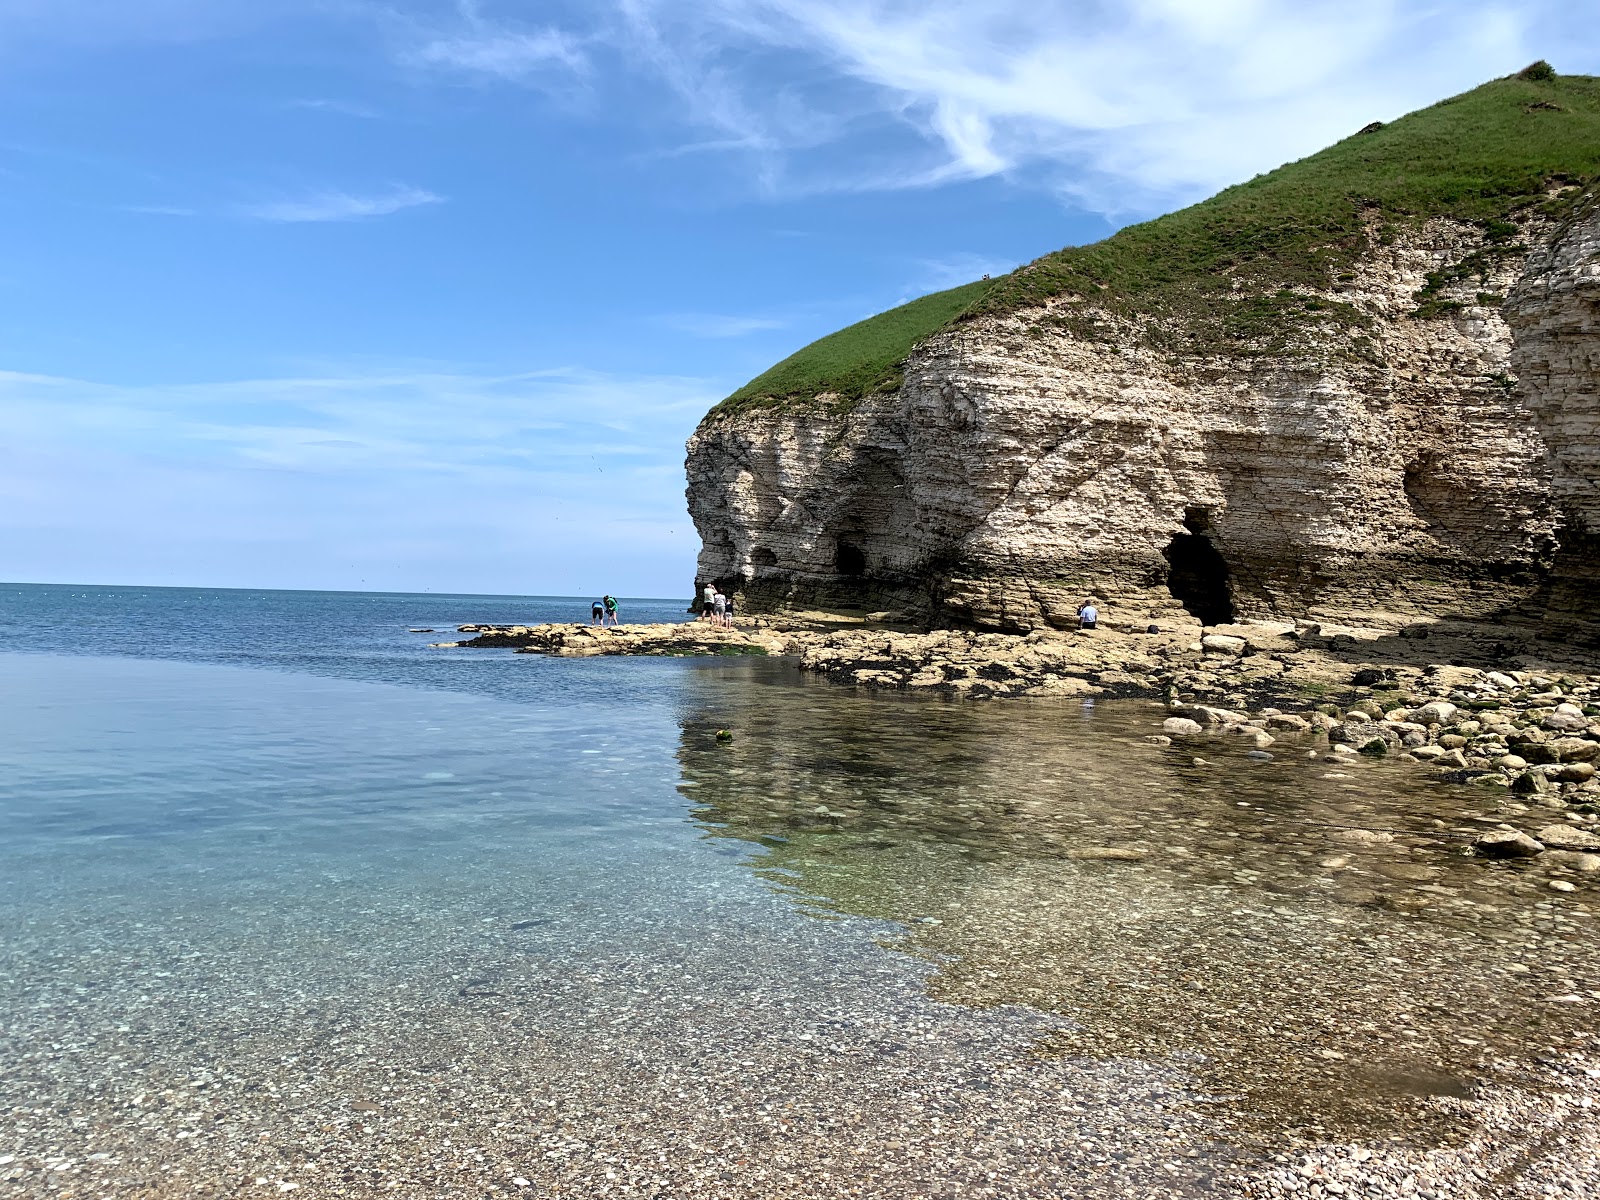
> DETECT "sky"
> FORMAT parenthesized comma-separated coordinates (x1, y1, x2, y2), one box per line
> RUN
(1, 1, 1596, 597)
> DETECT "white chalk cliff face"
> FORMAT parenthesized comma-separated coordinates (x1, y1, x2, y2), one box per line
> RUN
(688, 211, 1596, 635)
(1508, 197, 1600, 641)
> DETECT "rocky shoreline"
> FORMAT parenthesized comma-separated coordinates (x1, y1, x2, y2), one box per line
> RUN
(445, 611, 1600, 869)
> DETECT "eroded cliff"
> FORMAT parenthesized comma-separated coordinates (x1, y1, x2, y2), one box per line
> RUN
(687, 70, 1600, 638)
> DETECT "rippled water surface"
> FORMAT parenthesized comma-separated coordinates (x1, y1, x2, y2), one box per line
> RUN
(1, 584, 1596, 1198)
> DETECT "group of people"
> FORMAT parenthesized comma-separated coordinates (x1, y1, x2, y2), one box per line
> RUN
(698, 582, 736, 627)
(589, 595, 620, 626)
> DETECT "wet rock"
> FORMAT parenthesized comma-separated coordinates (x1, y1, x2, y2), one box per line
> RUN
(1542, 850, 1600, 872)
(1473, 829, 1545, 857)
(1535, 824, 1600, 852)
(1162, 717, 1205, 736)
(1511, 770, 1553, 795)
(1169, 703, 1249, 726)
(1065, 847, 1149, 862)
(1144, 734, 1173, 746)
(1333, 829, 1395, 844)
(1264, 713, 1312, 732)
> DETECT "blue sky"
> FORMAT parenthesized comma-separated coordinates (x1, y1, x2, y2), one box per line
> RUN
(2, 1, 1596, 597)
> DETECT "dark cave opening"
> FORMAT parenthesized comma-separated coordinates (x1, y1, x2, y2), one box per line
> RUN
(835, 541, 867, 576)
(751, 546, 778, 568)
(1163, 519, 1236, 626)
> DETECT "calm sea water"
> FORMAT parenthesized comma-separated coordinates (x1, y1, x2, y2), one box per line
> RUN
(1, 583, 1596, 1197)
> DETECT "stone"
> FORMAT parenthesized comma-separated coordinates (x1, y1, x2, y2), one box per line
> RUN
(1168, 704, 1249, 726)
(1162, 717, 1205, 736)
(1472, 829, 1545, 858)
(1499, 753, 1529, 770)
(1549, 880, 1578, 893)
(1144, 734, 1173, 745)
(1434, 748, 1469, 769)
(1511, 770, 1552, 795)
(1544, 711, 1591, 733)
(1411, 745, 1447, 761)
(1264, 713, 1311, 732)
(1343, 710, 1373, 724)
(1065, 847, 1148, 862)
(1542, 850, 1600, 872)
(1552, 737, 1599, 763)
(1535, 824, 1600, 852)
(1333, 828, 1394, 844)
(1547, 762, 1598, 784)
(1410, 701, 1460, 726)
(1201, 634, 1248, 655)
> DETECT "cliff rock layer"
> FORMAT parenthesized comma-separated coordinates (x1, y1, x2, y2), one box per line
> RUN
(687, 72, 1600, 636)
(1508, 198, 1600, 642)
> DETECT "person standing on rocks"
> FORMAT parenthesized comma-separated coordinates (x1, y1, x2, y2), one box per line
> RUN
(1078, 599, 1099, 631)
(602, 594, 620, 626)
(713, 591, 727, 627)
(701, 581, 716, 622)
(591, 599, 604, 626)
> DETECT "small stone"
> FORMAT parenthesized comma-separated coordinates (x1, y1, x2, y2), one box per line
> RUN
(1246, 750, 1274, 760)
(1334, 828, 1394, 844)
(1547, 762, 1597, 784)
(1549, 880, 1578, 893)
(1201, 634, 1248, 655)
(1162, 717, 1204, 736)
(1144, 734, 1173, 745)
(1066, 847, 1148, 862)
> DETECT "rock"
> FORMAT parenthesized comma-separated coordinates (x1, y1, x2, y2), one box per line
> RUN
(1511, 770, 1552, 794)
(1144, 734, 1173, 745)
(1343, 710, 1373, 724)
(1535, 824, 1600, 851)
(1201, 634, 1248, 656)
(1411, 745, 1447, 761)
(1434, 748, 1469, 769)
(1162, 717, 1205, 736)
(1410, 701, 1459, 726)
(1499, 753, 1529, 770)
(1545, 710, 1592, 732)
(1549, 879, 1578, 892)
(1352, 668, 1395, 687)
(1356, 736, 1390, 757)
(1547, 761, 1598, 783)
(1264, 713, 1312, 732)
(1552, 737, 1599, 763)
(1168, 704, 1249, 726)
(1333, 828, 1394, 844)
(1542, 850, 1600, 872)
(1438, 734, 1469, 750)
(1065, 847, 1148, 862)
(1473, 829, 1545, 857)
(1246, 750, 1274, 760)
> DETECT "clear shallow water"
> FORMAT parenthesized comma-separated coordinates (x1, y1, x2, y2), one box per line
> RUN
(1, 584, 1596, 1197)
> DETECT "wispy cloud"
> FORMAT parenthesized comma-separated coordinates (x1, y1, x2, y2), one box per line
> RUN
(398, 0, 586, 82)
(597, 0, 1545, 213)
(120, 203, 198, 217)
(238, 185, 444, 223)
(656, 313, 788, 338)
(285, 97, 381, 119)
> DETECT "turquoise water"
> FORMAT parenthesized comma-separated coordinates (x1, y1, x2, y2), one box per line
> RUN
(1, 584, 1596, 1197)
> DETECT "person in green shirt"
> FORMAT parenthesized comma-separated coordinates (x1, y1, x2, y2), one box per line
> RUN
(602, 594, 619, 626)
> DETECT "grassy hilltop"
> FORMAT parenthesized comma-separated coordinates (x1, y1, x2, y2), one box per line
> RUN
(715, 65, 1600, 418)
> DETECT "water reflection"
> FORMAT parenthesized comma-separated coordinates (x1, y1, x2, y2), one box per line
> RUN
(677, 660, 1600, 1145)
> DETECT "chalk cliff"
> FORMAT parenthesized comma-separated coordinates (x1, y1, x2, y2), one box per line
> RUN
(686, 71, 1600, 638)
(1508, 196, 1600, 642)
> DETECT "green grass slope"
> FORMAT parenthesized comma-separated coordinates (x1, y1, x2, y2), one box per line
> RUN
(712, 65, 1600, 418)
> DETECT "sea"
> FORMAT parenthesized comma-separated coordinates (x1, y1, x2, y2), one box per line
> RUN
(1, 582, 1595, 1198)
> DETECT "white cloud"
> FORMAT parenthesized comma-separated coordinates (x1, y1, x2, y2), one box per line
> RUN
(410, 28, 585, 78)
(603, 0, 1556, 213)
(657, 313, 788, 338)
(238, 185, 444, 223)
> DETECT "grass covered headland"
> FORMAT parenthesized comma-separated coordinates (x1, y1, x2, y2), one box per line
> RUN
(715, 65, 1600, 417)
